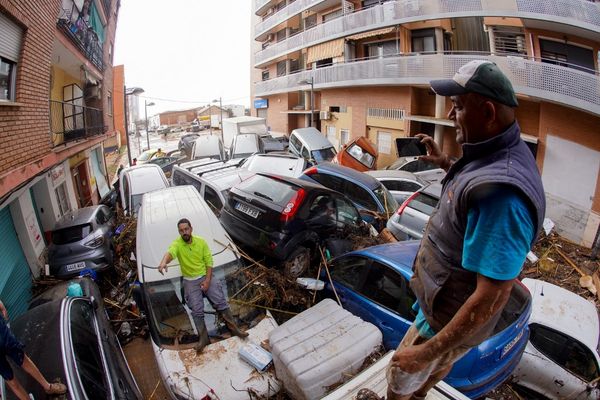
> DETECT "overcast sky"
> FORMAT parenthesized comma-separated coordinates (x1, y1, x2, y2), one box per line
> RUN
(114, 0, 252, 115)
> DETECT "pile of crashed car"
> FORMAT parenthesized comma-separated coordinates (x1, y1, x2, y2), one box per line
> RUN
(7, 119, 598, 400)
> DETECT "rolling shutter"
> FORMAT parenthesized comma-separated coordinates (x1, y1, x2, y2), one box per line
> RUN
(0, 12, 23, 61)
(0, 207, 32, 318)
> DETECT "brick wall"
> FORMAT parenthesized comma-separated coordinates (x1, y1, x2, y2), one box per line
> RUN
(0, 0, 61, 176)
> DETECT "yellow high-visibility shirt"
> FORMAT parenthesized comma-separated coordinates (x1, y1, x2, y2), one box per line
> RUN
(168, 235, 213, 278)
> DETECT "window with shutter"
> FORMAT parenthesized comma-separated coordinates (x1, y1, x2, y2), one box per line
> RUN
(0, 12, 23, 102)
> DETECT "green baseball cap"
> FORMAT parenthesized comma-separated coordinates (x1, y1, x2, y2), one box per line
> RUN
(430, 60, 518, 107)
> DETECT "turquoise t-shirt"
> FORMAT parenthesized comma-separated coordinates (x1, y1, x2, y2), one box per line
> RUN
(414, 188, 535, 339)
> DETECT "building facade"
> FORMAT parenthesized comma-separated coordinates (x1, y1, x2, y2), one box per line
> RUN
(0, 0, 119, 316)
(250, 0, 600, 248)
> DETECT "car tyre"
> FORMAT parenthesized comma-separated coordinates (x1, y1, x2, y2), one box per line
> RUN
(283, 246, 310, 278)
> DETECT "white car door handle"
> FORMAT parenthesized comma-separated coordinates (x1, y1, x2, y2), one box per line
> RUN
(554, 379, 565, 387)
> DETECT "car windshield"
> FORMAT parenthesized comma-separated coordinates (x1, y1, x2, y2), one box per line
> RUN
(311, 147, 336, 162)
(346, 143, 375, 168)
(374, 185, 399, 216)
(142, 260, 264, 348)
(69, 299, 110, 399)
(236, 174, 299, 206)
(52, 224, 92, 244)
(409, 192, 439, 215)
(138, 151, 154, 161)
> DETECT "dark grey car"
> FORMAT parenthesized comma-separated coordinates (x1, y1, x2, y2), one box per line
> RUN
(2, 277, 142, 400)
(48, 205, 115, 279)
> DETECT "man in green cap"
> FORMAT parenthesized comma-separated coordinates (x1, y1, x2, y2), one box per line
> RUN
(359, 60, 546, 400)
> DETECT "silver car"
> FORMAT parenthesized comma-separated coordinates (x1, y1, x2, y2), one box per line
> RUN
(385, 156, 446, 183)
(386, 183, 442, 240)
(365, 170, 427, 204)
(48, 205, 115, 279)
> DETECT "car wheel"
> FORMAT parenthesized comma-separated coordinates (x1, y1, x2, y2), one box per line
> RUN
(283, 246, 310, 278)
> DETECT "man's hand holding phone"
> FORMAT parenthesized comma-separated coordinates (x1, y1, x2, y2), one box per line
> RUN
(415, 133, 453, 171)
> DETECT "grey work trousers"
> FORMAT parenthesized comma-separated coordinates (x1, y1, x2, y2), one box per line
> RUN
(183, 276, 229, 318)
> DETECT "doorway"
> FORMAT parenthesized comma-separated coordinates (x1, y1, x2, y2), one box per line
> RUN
(72, 162, 92, 207)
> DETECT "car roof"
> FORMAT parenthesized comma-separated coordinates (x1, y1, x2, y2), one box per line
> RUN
(54, 205, 100, 229)
(292, 127, 334, 149)
(136, 186, 238, 283)
(523, 278, 600, 351)
(122, 164, 168, 194)
(344, 241, 420, 274)
(314, 162, 381, 190)
(242, 153, 306, 178)
(209, 169, 255, 191)
(366, 170, 423, 182)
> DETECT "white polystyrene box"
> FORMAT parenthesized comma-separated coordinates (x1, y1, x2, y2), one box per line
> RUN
(269, 299, 382, 400)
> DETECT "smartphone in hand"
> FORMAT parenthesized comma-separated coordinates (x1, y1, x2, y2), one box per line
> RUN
(395, 137, 428, 157)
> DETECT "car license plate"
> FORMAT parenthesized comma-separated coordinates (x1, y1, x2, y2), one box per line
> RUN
(501, 329, 524, 358)
(66, 261, 86, 272)
(235, 202, 259, 218)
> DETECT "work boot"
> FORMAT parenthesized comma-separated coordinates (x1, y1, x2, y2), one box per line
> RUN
(219, 308, 249, 338)
(193, 316, 210, 353)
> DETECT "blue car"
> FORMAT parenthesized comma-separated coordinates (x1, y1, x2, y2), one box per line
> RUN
(322, 241, 532, 398)
(299, 162, 398, 230)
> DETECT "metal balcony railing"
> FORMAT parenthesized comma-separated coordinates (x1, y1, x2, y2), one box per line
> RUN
(50, 100, 106, 147)
(254, 53, 600, 116)
(57, 13, 105, 71)
(255, 0, 273, 14)
(254, 0, 600, 67)
(255, 0, 327, 38)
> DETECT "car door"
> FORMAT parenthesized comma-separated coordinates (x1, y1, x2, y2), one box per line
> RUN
(515, 324, 600, 399)
(341, 180, 379, 223)
(328, 256, 415, 349)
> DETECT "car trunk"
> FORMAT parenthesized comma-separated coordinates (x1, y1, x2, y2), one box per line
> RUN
(50, 223, 94, 257)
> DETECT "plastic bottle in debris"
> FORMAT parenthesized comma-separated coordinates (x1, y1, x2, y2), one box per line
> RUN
(121, 321, 131, 336)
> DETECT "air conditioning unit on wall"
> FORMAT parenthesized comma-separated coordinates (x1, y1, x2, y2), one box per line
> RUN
(320, 111, 331, 120)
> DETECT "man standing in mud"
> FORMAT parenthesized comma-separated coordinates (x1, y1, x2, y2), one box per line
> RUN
(158, 218, 248, 353)
(360, 60, 545, 400)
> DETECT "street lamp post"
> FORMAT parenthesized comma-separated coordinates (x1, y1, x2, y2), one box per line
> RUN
(124, 86, 145, 165)
(298, 78, 314, 127)
(212, 97, 223, 141)
(144, 100, 155, 151)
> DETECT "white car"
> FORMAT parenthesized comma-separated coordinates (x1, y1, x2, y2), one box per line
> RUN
(119, 164, 169, 215)
(135, 186, 280, 400)
(366, 169, 427, 204)
(512, 278, 600, 399)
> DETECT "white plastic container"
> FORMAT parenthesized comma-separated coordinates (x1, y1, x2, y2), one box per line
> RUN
(269, 299, 382, 400)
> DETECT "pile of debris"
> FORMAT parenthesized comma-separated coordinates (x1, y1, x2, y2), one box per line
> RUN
(521, 229, 599, 310)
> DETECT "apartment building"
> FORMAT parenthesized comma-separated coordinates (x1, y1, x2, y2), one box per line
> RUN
(250, 0, 600, 248)
(0, 0, 119, 316)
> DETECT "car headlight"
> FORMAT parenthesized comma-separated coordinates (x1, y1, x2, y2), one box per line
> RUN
(84, 236, 105, 248)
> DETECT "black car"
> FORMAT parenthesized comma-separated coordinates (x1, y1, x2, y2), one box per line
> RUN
(2, 278, 142, 400)
(146, 155, 184, 178)
(220, 173, 364, 277)
(178, 133, 201, 158)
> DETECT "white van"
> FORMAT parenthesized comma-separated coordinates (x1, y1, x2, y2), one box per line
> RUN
(135, 186, 279, 400)
(190, 134, 225, 161)
(288, 127, 337, 164)
(119, 164, 169, 215)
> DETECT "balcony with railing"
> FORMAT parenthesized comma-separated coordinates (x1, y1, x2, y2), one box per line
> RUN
(254, 53, 600, 116)
(256, 0, 275, 15)
(50, 100, 107, 147)
(254, 0, 600, 67)
(255, 0, 328, 39)
(57, 9, 105, 71)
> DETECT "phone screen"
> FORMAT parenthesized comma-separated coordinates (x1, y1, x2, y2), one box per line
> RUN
(395, 137, 428, 157)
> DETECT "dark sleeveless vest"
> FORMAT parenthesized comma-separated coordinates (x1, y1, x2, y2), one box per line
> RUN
(410, 122, 545, 346)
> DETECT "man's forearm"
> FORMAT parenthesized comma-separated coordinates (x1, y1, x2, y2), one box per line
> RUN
(205, 266, 212, 281)
(420, 275, 513, 360)
(160, 253, 173, 266)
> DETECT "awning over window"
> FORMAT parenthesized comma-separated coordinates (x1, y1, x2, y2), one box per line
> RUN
(347, 27, 396, 41)
(306, 38, 345, 64)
